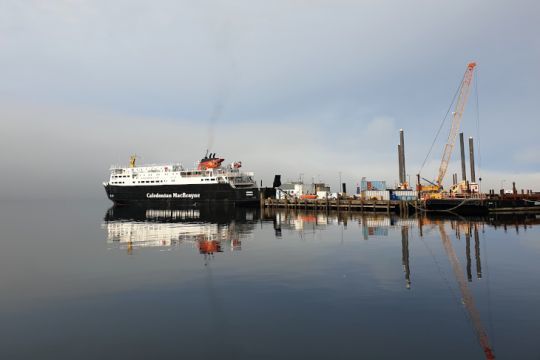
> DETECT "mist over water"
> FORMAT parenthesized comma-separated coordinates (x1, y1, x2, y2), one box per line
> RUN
(1, 199, 539, 359)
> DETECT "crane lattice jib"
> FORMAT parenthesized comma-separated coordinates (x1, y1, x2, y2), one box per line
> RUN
(436, 62, 476, 186)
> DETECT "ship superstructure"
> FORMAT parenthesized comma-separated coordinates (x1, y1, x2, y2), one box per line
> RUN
(103, 153, 259, 205)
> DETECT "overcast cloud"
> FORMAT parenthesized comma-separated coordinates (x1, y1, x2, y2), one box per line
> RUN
(0, 0, 539, 199)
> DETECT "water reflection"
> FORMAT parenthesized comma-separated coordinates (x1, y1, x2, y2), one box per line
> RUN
(103, 206, 539, 268)
(401, 225, 411, 289)
(103, 206, 258, 258)
(104, 206, 539, 256)
(102, 207, 540, 359)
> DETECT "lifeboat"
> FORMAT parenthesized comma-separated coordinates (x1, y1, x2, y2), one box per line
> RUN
(197, 152, 224, 170)
(300, 194, 317, 200)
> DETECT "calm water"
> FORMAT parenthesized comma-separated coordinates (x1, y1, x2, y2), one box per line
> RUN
(1, 199, 540, 359)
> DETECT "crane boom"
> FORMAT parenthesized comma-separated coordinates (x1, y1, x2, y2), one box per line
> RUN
(436, 62, 476, 186)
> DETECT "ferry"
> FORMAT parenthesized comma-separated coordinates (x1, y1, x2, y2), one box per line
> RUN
(103, 152, 260, 206)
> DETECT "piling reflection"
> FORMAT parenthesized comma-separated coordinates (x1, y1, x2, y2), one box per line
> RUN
(401, 226, 411, 289)
(466, 229, 472, 281)
(474, 224, 482, 279)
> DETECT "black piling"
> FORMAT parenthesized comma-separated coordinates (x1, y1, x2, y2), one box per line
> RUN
(398, 144, 403, 184)
(469, 137, 476, 183)
(400, 129, 406, 184)
(459, 132, 467, 182)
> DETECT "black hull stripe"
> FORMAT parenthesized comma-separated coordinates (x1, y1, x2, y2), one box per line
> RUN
(105, 183, 259, 205)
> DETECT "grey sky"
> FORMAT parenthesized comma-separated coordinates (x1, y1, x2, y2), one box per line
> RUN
(1, 0, 539, 198)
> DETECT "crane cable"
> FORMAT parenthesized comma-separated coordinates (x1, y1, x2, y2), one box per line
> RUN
(419, 72, 466, 176)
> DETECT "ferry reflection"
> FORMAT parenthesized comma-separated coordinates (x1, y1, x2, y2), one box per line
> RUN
(103, 206, 258, 256)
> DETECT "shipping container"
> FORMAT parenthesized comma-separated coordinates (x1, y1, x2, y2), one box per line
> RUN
(391, 190, 418, 201)
(360, 179, 387, 191)
(362, 190, 390, 201)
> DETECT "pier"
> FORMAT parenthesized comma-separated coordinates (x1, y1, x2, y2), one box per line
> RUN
(263, 197, 412, 216)
(261, 194, 540, 215)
